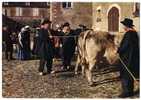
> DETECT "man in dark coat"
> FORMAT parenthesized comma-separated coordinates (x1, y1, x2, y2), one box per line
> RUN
(61, 22, 76, 70)
(118, 18, 139, 98)
(36, 18, 54, 75)
(2, 25, 13, 61)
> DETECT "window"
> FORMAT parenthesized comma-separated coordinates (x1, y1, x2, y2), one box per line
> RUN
(96, 6, 102, 22)
(16, 7, 22, 16)
(25, 2, 30, 6)
(2, 9, 7, 15)
(3, 2, 8, 6)
(19, 8, 22, 16)
(62, 2, 73, 9)
(7, 9, 11, 16)
(33, 8, 39, 16)
(133, 3, 139, 17)
(10, 8, 16, 17)
(22, 8, 32, 16)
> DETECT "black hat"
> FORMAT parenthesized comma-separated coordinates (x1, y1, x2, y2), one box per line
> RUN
(121, 18, 134, 28)
(62, 22, 70, 27)
(79, 24, 86, 28)
(41, 18, 51, 25)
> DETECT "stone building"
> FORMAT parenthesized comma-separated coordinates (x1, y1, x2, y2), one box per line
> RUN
(92, 3, 140, 33)
(2, 2, 93, 29)
(50, 2, 92, 29)
(2, 2, 140, 32)
(2, 2, 50, 22)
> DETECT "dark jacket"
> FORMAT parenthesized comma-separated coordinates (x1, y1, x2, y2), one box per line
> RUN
(61, 30, 76, 57)
(3, 30, 13, 51)
(36, 28, 54, 60)
(118, 30, 139, 78)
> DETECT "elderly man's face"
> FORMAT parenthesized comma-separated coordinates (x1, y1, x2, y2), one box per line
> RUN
(44, 23, 51, 29)
(62, 26, 71, 33)
(122, 24, 128, 32)
(3, 26, 7, 31)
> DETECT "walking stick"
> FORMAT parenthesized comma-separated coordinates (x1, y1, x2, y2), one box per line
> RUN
(118, 55, 139, 83)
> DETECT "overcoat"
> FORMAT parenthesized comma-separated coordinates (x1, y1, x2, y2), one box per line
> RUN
(36, 28, 54, 60)
(3, 30, 13, 51)
(118, 30, 139, 78)
(61, 30, 76, 59)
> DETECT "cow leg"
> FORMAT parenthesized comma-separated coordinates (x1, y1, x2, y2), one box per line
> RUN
(75, 55, 80, 75)
(81, 65, 85, 77)
(85, 61, 96, 86)
(85, 67, 93, 86)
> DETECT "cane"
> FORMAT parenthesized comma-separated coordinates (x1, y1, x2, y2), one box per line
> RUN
(118, 54, 139, 84)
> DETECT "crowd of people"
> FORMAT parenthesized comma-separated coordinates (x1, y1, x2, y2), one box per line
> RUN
(2, 18, 86, 72)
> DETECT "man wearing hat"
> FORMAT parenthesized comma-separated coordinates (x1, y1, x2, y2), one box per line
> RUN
(61, 22, 76, 70)
(36, 18, 54, 75)
(117, 18, 139, 97)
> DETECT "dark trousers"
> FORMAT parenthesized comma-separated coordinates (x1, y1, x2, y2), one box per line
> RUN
(121, 78, 134, 94)
(54, 47, 60, 58)
(62, 50, 74, 69)
(5, 51, 13, 60)
(119, 64, 134, 94)
(38, 58, 53, 73)
(5, 44, 13, 60)
(63, 55, 72, 68)
(62, 43, 75, 69)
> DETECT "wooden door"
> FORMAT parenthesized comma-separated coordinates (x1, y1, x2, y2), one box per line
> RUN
(108, 7, 119, 32)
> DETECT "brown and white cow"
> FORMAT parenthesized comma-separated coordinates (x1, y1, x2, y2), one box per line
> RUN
(75, 30, 123, 86)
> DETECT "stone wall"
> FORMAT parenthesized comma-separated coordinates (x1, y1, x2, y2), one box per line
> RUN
(51, 2, 93, 29)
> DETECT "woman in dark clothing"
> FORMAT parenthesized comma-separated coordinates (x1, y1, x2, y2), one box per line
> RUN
(118, 18, 139, 98)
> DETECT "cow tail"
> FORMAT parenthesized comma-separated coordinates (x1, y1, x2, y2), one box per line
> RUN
(81, 30, 90, 64)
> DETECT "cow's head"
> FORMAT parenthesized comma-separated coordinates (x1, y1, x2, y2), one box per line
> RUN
(104, 44, 118, 64)
(104, 33, 123, 64)
(114, 33, 124, 47)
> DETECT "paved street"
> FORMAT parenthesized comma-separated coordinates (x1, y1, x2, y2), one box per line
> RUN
(2, 58, 139, 98)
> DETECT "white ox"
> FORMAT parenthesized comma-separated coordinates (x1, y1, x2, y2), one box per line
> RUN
(75, 30, 123, 86)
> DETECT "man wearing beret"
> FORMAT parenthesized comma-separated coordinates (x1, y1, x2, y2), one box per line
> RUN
(36, 18, 54, 75)
(118, 18, 139, 98)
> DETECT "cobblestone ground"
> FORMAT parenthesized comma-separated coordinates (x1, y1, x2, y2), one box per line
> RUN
(2, 56, 139, 98)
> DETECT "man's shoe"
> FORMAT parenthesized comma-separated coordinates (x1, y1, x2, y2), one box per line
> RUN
(39, 72, 43, 76)
(51, 71, 56, 74)
(61, 66, 67, 71)
(39, 72, 47, 76)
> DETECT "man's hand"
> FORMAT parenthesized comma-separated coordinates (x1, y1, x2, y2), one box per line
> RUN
(60, 44, 62, 47)
(49, 35, 53, 39)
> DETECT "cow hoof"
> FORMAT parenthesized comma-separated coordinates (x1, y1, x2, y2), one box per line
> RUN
(75, 72, 78, 75)
(88, 82, 94, 86)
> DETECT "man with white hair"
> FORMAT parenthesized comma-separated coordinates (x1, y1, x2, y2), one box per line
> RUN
(118, 18, 139, 98)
